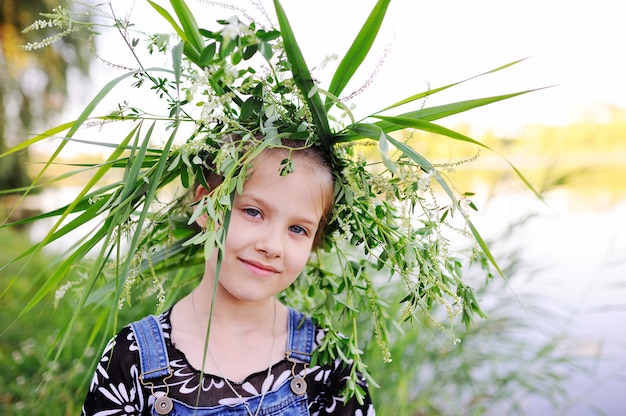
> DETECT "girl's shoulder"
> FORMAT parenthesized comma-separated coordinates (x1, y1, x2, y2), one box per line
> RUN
(106, 309, 173, 360)
(128, 308, 173, 335)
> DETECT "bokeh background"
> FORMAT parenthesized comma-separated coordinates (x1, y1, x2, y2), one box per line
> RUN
(2, 0, 625, 414)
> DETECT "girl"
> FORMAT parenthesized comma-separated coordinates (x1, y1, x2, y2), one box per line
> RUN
(81, 140, 375, 415)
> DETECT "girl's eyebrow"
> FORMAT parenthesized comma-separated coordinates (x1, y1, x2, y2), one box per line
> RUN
(291, 215, 319, 229)
(236, 193, 265, 207)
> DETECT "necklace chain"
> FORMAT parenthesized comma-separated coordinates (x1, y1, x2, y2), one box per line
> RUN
(191, 291, 277, 416)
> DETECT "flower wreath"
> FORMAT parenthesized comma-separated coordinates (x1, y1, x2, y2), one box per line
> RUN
(7, 0, 542, 401)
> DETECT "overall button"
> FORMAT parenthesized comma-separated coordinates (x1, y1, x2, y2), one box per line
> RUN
(290, 375, 307, 395)
(154, 395, 174, 415)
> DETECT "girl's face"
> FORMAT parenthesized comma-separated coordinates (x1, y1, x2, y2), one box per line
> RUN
(205, 151, 331, 305)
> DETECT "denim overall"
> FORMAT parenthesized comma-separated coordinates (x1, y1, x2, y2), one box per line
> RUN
(130, 308, 314, 416)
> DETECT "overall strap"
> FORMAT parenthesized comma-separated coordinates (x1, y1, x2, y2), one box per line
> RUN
(285, 308, 315, 363)
(129, 315, 172, 381)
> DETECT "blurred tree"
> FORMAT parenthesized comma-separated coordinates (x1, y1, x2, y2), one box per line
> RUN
(0, 0, 91, 192)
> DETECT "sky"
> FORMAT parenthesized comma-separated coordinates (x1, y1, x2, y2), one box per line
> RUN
(276, 0, 626, 132)
(77, 0, 626, 138)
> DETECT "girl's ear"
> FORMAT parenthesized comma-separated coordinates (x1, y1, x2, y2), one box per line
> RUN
(194, 185, 210, 229)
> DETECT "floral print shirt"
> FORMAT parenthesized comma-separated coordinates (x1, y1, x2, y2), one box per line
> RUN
(81, 308, 374, 415)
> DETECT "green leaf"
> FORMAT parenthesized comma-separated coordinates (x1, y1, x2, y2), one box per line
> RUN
(273, 0, 331, 147)
(242, 44, 257, 60)
(117, 123, 154, 203)
(376, 130, 396, 174)
(36, 124, 141, 259)
(240, 96, 263, 121)
(340, 89, 549, 141)
(19, 226, 108, 316)
(146, 0, 187, 42)
(0, 120, 74, 159)
(259, 41, 273, 60)
(379, 58, 532, 113)
(219, 37, 237, 59)
(198, 43, 217, 66)
(326, 0, 391, 108)
(169, 0, 205, 56)
(172, 41, 184, 90)
(372, 115, 543, 200)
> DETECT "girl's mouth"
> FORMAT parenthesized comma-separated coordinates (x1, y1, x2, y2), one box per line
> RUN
(240, 259, 279, 277)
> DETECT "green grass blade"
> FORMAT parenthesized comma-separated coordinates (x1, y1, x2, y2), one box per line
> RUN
(108, 123, 180, 315)
(2, 64, 171, 227)
(339, 89, 547, 142)
(169, 0, 204, 61)
(384, 133, 505, 278)
(172, 42, 184, 90)
(51, 132, 169, 350)
(0, 182, 120, 230)
(0, 121, 74, 158)
(118, 123, 153, 202)
(146, 0, 186, 41)
(54, 226, 119, 359)
(371, 115, 543, 200)
(17, 198, 108, 260)
(1, 126, 139, 286)
(4, 124, 142, 294)
(1, 121, 74, 225)
(18, 226, 108, 315)
(394, 89, 548, 123)
(66, 70, 158, 139)
(378, 58, 531, 113)
(39, 124, 140, 251)
(326, 0, 391, 108)
(273, 0, 331, 146)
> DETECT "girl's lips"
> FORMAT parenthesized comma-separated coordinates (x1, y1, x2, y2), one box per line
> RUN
(240, 259, 279, 277)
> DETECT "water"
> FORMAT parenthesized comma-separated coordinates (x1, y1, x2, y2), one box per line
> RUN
(472, 190, 626, 415)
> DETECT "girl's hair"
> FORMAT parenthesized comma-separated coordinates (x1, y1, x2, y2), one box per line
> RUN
(197, 137, 335, 249)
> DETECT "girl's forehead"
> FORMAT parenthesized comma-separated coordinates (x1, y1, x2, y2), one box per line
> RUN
(246, 149, 334, 213)
(246, 151, 330, 196)
(249, 153, 312, 184)
(252, 150, 326, 177)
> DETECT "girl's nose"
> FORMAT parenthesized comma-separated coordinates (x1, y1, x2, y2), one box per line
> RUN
(255, 227, 284, 257)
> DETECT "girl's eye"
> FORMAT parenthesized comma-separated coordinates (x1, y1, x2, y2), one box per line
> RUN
(244, 208, 262, 219)
(289, 225, 308, 236)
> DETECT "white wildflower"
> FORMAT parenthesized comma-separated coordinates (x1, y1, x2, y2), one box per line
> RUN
(20, 338, 36, 356)
(224, 63, 238, 82)
(418, 170, 434, 192)
(12, 351, 24, 364)
(222, 16, 243, 41)
(318, 54, 338, 70)
(22, 28, 76, 51)
(54, 280, 77, 307)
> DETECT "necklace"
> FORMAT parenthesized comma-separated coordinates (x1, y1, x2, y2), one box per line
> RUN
(191, 291, 277, 416)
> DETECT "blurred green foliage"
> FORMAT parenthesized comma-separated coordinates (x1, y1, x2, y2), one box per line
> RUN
(0, 227, 85, 414)
(396, 107, 626, 201)
(0, 226, 158, 415)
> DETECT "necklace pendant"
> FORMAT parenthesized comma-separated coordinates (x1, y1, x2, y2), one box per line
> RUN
(290, 375, 307, 395)
(154, 395, 174, 415)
